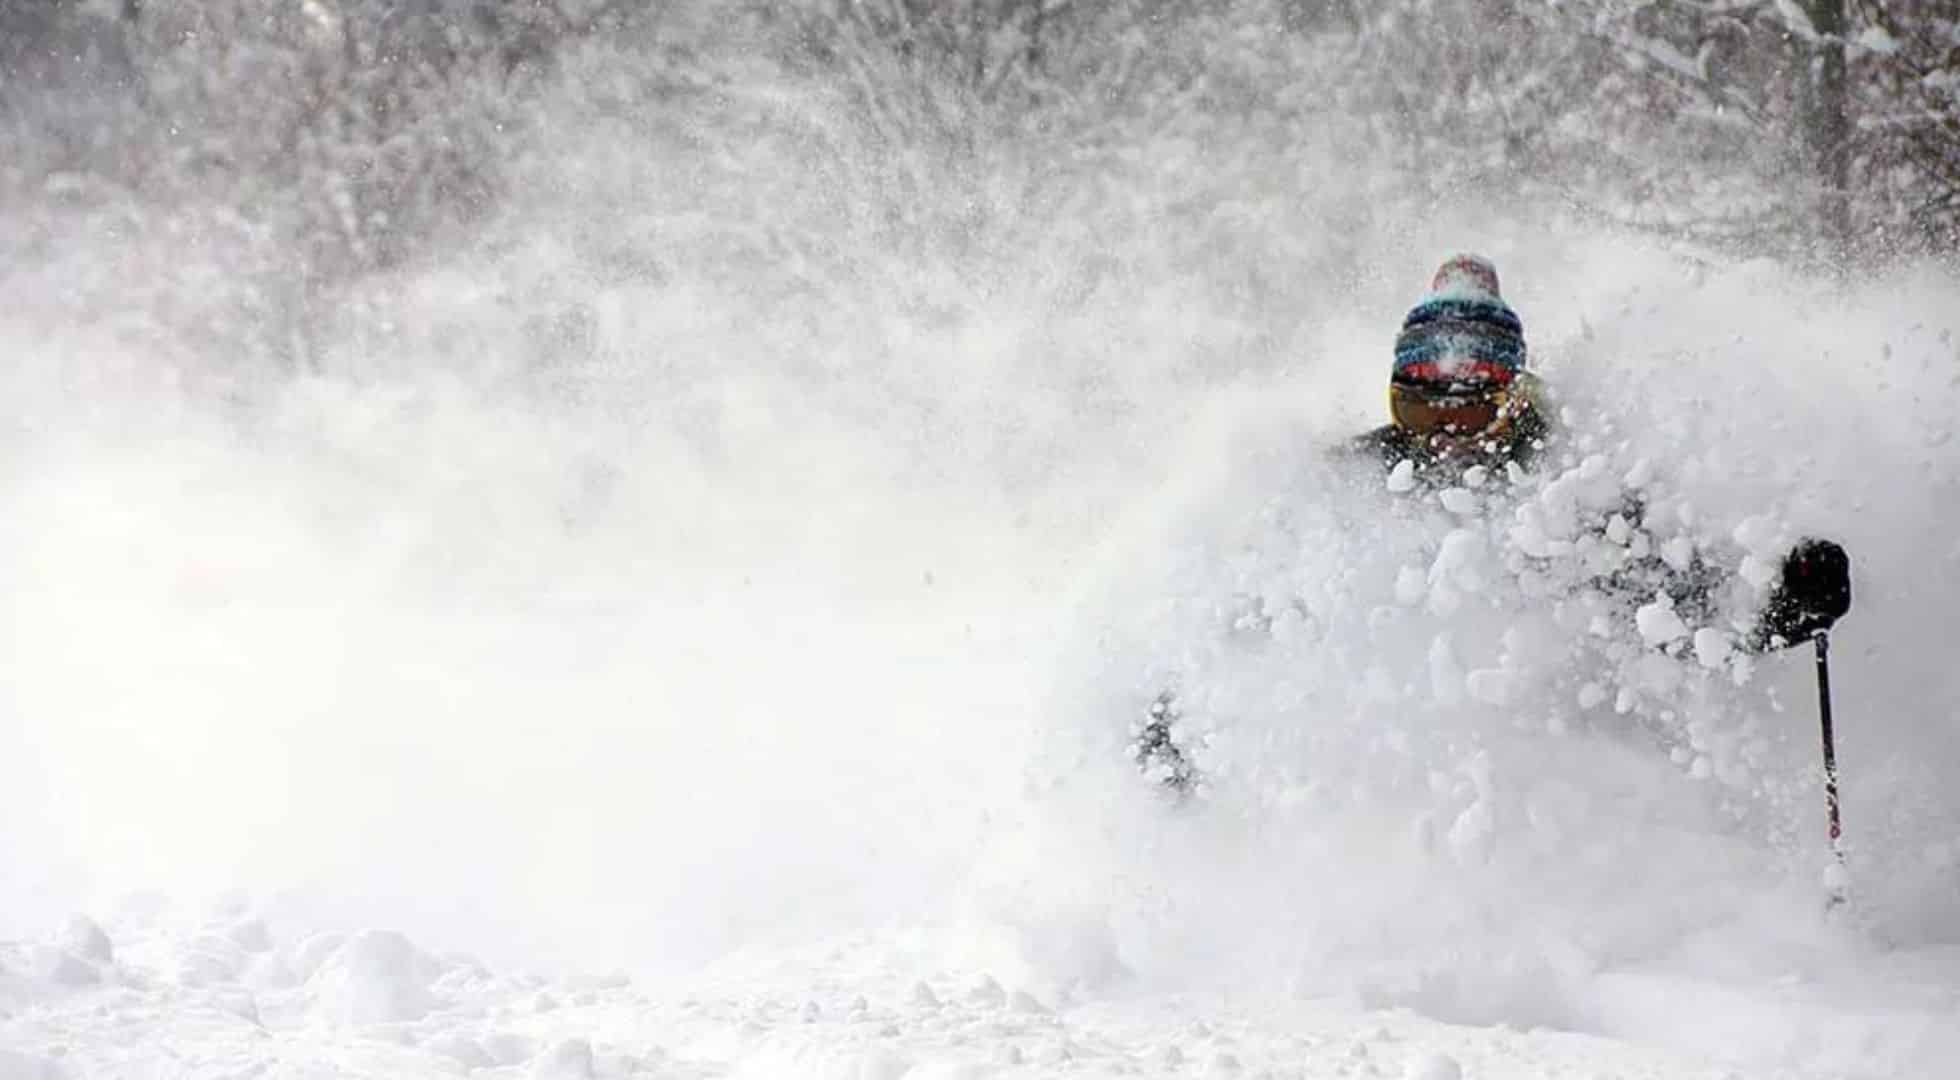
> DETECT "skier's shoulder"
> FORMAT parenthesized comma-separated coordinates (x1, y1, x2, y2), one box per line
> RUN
(1342, 423, 1417, 468)
(1514, 396, 1553, 444)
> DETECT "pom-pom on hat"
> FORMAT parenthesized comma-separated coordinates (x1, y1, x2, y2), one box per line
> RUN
(1393, 254, 1526, 391)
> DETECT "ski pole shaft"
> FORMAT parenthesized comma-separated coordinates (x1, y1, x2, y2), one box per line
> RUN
(1814, 631, 1842, 852)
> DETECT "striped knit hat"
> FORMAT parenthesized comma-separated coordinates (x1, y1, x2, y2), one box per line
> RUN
(1392, 255, 1526, 391)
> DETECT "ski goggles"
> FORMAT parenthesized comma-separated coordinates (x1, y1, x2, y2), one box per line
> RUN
(1389, 381, 1508, 435)
(1393, 358, 1517, 386)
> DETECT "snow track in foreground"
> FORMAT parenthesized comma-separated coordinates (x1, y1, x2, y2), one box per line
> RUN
(17, 913, 1955, 1079)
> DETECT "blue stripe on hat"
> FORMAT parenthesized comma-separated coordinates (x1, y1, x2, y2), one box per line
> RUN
(1393, 296, 1527, 381)
(1401, 297, 1523, 336)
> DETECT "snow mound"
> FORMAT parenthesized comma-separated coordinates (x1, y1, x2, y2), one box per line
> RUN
(55, 917, 112, 967)
(306, 930, 446, 1025)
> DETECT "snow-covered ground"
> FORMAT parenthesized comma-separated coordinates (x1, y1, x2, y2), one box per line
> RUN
(4, 906, 1959, 1077)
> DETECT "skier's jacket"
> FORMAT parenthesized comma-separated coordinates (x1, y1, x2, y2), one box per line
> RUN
(1340, 379, 1846, 652)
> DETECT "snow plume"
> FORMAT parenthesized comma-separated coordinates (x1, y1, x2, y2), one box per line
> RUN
(2, 29, 1959, 1077)
(0, 24, 1361, 972)
(992, 259, 1960, 1057)
(0, 383, 1049, 970)
(1008, 422, 1794, 1012)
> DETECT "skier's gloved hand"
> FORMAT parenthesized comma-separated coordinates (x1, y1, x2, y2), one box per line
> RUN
(1757, 538, 1851, 648)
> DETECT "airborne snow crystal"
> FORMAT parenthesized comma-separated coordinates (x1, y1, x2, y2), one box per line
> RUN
(1635, 598, 1691, 644)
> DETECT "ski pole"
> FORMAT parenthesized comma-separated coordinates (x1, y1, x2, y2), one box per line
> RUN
(1814, 630, 1844, 862)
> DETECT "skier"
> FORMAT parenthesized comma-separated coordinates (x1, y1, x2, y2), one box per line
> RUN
(1133, 254, 1851, 792)
(1348, 253, 1551, 480)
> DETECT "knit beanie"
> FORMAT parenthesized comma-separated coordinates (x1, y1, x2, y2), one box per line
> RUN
(1392, 254, 1526, 391)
